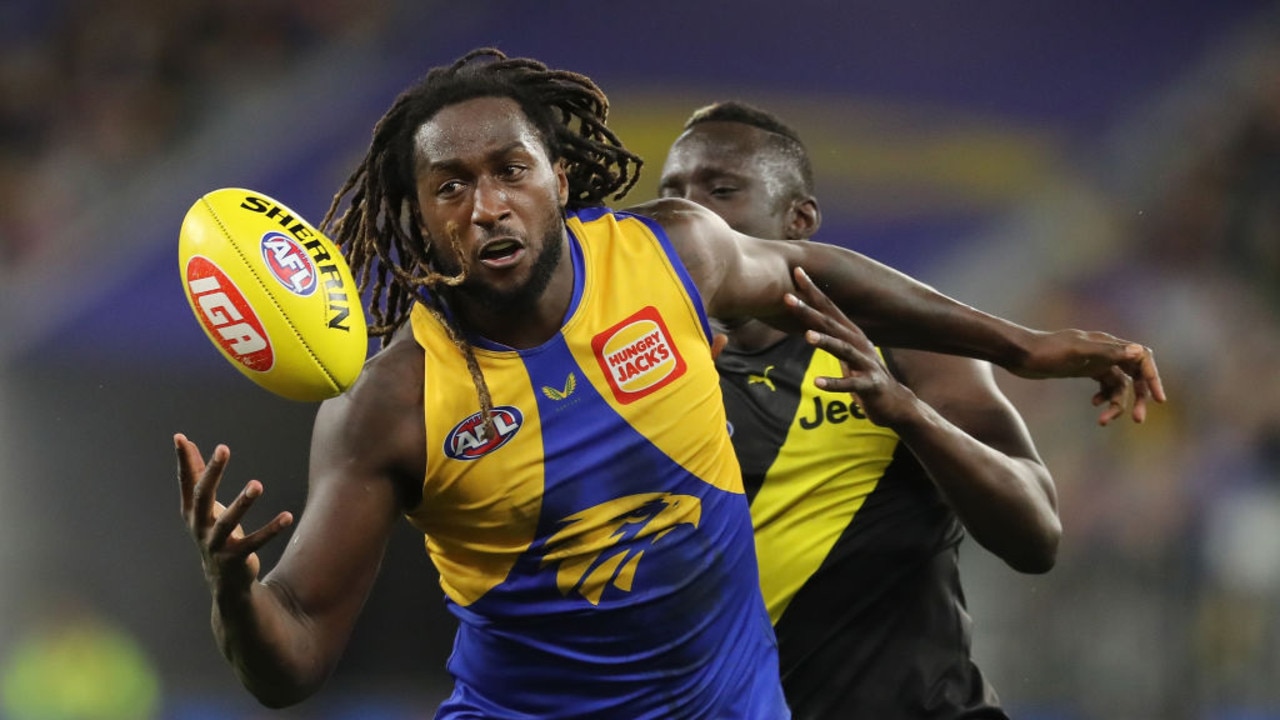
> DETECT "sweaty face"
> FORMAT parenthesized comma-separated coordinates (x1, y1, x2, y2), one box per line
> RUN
(658, 121, 795, 240)
(413, 96, 570, 312)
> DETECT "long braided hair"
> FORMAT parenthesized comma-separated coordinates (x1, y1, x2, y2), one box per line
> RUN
(319, 47, 643, 419)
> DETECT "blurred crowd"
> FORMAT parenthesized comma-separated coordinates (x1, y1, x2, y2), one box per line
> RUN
(0, 0, 391, 269)
(975, 51, 1280, 719)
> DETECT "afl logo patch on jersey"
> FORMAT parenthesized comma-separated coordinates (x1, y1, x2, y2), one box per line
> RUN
(592, 306, 687, 404)
(444, 406, 524, 460)
(260, 231, 317, 296)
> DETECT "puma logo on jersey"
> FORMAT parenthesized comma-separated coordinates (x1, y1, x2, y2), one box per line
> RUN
(541, 372, 577, 401)
(747, 365, 776, 391)
(540, 493, 701, 605)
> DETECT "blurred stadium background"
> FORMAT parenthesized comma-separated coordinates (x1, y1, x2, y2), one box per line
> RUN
(2, 1, 1279, 718)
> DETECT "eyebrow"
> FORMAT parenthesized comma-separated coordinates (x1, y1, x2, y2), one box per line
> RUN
(421, 141, 535, 176)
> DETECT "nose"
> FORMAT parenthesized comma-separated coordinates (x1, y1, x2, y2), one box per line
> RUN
(471, 175, 511, 228)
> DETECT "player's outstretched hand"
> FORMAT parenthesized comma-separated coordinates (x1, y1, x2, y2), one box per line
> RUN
(1006, 329, 1165, 426)
(175, 434, 293, 594)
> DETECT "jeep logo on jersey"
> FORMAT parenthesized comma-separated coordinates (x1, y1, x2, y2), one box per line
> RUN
(592, 306, 687, 404)
(260, 231, 317, 296)
(185, 256, 274, 371)
(540, 493, 701, 605)
(443, 406, 524, 460)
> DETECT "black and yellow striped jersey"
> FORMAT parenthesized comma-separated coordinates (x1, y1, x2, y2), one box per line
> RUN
(718, 334, 1007, 720)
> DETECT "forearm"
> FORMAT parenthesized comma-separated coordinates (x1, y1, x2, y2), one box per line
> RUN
(887, 397, 1060, 573)
(211, 578, 333, 708)
(805, 244, 1037, 367)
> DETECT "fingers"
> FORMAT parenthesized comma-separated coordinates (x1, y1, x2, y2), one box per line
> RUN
(1092, 365, 1145, 426)
(710, 332, 728, 361)
(206, 480, 294, 566)
(207, 480, 263, 547)
(188, 442, 230, 525)
(175, 433, 203, 515)
(1127, 343, 1166, 404)
(786, 268, 852, 332)
(238, 511, 295, 556)
(784, 268, 871, 349)
(210, 484, 294, 557)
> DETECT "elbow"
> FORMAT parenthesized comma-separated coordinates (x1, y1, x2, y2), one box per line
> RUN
(229, 654, 330, 710)
(246, 678, 321, 709)
(1003, 515, 1061, 575)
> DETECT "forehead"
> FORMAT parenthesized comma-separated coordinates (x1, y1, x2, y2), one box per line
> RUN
(663, 121, 773, 177)
(413, 96, 545, 169)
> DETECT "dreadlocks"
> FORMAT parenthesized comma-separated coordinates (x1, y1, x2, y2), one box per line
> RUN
(318, 47, 644, 421)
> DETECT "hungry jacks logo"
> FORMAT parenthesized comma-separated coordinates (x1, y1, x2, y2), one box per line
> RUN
(592, 307, 686, 404)
(540, 493, 701, 605)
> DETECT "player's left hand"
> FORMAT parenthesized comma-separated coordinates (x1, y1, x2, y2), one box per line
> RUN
(1006, 328, 1164, 426)
(781, 268, 919, 427)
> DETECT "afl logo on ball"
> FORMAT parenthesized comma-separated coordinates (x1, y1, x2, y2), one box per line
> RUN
(261, 231, 317, 296)
(444, 406, 524, 460)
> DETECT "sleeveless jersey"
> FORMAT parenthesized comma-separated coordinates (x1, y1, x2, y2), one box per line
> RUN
(718, 334, 1007, 720)
(406, 207, 789, 720)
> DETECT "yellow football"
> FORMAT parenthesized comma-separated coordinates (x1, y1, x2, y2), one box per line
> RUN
(178, 188, 367, 402)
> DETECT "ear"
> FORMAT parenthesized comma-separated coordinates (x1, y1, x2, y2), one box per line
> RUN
(555, 159, 570, 209)
(785, 196, 822, 240)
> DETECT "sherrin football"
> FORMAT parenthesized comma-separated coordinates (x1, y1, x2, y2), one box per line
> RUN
(178, 188, 367, 402)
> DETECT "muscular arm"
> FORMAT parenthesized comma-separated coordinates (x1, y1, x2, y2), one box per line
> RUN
(632, 197, 1163, 422)
(637, 197, 1030, 359)
(754, 269, 1061, 571)
(885, 350, 1059, 572)
(179, 330, 425, 707)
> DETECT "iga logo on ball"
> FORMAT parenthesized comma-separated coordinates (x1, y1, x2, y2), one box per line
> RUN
(178, 188, 368, 402)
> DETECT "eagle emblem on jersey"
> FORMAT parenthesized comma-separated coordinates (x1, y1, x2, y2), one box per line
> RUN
(540, 493, 701, 605)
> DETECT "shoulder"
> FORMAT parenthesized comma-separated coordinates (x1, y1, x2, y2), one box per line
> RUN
(625, 198, 741, 299)
(323, 324, 423, 426)
(626, 197, 735, 253)
(312, 322, 426, 506)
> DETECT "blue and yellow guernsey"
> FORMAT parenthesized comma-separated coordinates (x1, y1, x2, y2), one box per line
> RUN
(406, 207, 788, 720)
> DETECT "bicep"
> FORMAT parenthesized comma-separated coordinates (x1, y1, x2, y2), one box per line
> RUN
(891, 350, 1043, 463)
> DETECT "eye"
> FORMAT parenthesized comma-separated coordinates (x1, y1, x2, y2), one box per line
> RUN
(500, 163, 528, 180)
(436, 179, 465, 198)
(709, 186, 737, 198)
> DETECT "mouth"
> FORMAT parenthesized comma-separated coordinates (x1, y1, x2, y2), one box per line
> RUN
(477, 238, 526, 269)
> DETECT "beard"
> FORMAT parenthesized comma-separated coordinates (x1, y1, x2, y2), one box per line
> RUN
(435, 206, 566, 314)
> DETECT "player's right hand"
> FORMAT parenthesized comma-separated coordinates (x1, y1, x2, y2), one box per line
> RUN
(175, 434, 293, 595)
